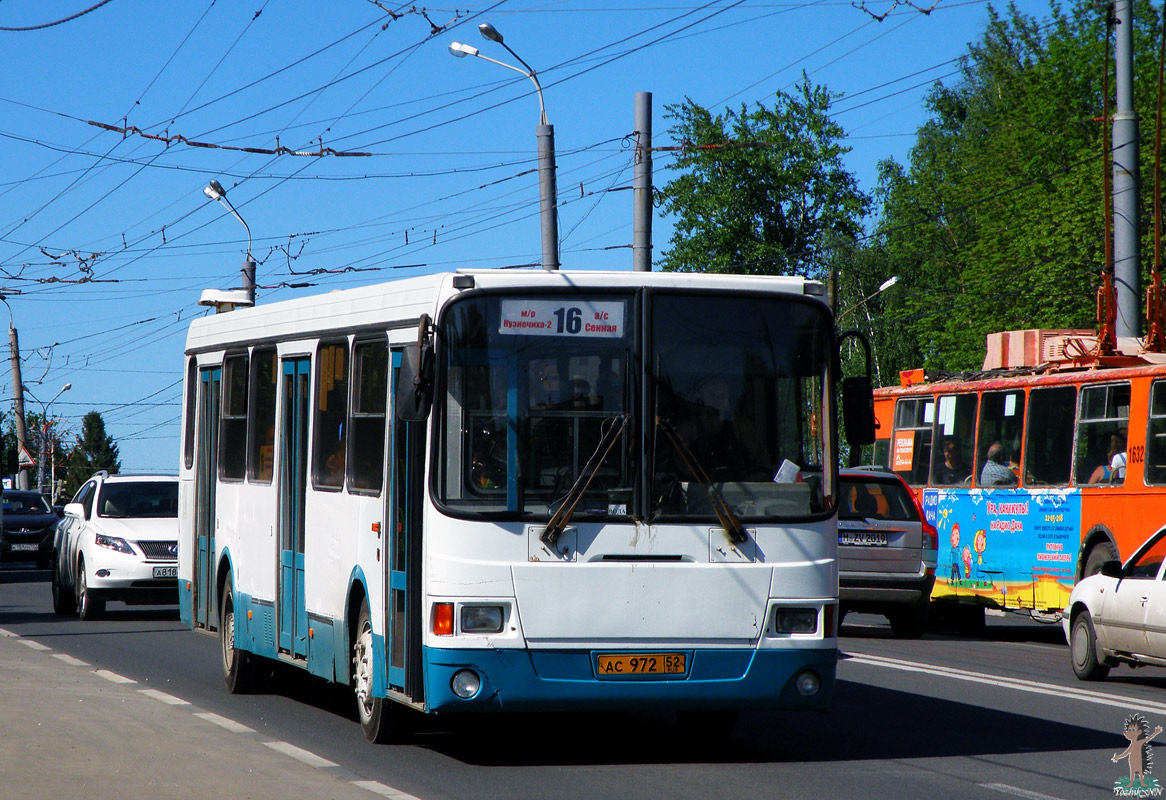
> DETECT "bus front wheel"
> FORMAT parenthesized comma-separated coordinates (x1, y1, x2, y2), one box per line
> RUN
(1083, 541, 1118, 579)
(353, 600, 393, 744)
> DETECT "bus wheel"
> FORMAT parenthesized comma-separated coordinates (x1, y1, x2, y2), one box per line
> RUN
(1083, 541, 1118, 578)
(221, 581, 257, 694)
(353, 601, 392, 744)
(1070, 609, 1110, 681)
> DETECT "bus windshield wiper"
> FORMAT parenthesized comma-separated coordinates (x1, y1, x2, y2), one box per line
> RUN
(541, 414, 628, 547)
(656, 416, 748, 545)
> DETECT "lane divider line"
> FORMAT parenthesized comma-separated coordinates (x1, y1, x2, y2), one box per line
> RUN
(845, 651, 1166, 716)
(193, 711, 256, 735)
(51, 653, 89, 667)
(264, 740, 339, 769)
(18, 639, 50, 651)
(980, 782, 1068, 800)
(350, 780, 424, 799)
(94, 669, 136, 685)
(138, 688, 190, 705)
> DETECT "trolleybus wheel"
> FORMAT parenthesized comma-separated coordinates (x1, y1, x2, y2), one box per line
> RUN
(1083, 541, 1118, 579)
(221, 580, 258, 694)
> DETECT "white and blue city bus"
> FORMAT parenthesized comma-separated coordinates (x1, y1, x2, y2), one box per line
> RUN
(178, 269, 862, 742)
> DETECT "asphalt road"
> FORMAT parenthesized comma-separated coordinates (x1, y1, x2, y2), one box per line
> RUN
(1, 560, 1158, 800)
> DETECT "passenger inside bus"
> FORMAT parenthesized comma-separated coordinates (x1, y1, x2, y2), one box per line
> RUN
(980, 442, 1018, 486)
(1088, 433, 1127, 484)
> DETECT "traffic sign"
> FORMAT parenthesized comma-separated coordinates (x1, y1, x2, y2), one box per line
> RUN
(17, 446, 34, 468)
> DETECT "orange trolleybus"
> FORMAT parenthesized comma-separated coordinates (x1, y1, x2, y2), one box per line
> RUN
(871, 328, 1166, 623)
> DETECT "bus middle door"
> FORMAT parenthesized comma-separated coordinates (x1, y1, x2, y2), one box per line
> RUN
(279, 357, 310, 659)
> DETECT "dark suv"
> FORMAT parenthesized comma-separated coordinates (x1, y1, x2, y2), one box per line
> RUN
(838, 469, 938, 638)
(0, 490, 60, 568)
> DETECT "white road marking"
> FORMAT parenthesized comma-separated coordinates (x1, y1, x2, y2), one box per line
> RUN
(846, 651, 1166, 715)
(94, 669, 136, 684)
(980, 782, 1067, 800)
(264, 740, 339, 769)
(351, 780, 424, 799)
(138, 688, 190, 705)
(52, 653, 88, 667)
(0, 627, 16, 637)
(193, 712, 256, 735)
(19, 639, 50, 651)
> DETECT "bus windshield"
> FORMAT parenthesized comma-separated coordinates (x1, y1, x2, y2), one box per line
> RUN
(436, 290, 832, 521)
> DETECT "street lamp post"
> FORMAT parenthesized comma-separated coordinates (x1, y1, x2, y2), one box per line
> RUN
(449, 23, 559, 270)
(26, 383, 71, 497)
(201, 179, 256, 310)
(838, 276, 899, 386)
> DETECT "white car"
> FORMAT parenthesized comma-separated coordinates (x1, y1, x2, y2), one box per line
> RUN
(51, 472, 179, 620)
(1065, 527, 1166, 680)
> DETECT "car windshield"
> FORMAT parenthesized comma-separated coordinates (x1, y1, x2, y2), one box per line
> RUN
(3, 493, 51, 514)
(97, 481, 178, 518)
(839, 477, 918, 521)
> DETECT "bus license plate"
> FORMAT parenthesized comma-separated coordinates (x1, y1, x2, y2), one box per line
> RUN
(11, 543, 38, 552)
(839, 532, 888, 546)
(153, 566, 178, 578)
(597, 653, 686, 676)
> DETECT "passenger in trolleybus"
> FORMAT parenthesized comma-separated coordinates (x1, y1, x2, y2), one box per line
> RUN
(934, 437, 967, 485)
(979, 442, 1018, 486)
(1088, 432, 1127, 484)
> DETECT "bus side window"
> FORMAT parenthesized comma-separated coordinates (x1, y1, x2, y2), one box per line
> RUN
(1024, 386, 1076, 486)
(314, 340, 349, 490)
(976, 390, 1024, 487)
(1075, 383, 1130, 486)
(1147, 381, 1166, 485)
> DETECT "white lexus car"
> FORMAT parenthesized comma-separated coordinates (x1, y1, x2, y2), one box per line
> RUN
(51, 472, 179, 620)
(1065, 527, 1166, 680)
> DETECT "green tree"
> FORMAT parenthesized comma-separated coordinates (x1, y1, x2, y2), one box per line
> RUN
(873, 0, 1165, 375)
(658, 78, 870, 277)
(60, 411, 120, 498)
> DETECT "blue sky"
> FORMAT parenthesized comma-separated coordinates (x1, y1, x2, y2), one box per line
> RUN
(0, 0, 1052, 475)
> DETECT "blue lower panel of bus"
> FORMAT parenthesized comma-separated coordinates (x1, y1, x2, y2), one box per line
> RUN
(422, 646, 836, 714)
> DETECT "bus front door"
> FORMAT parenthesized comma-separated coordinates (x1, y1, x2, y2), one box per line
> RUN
(279, 357, 310, 659)
(195, 366, 221, 631)
(387, 351, 425, 702)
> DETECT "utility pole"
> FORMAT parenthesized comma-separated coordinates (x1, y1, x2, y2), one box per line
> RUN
(1113, 0, 1140, 338)
(7, 317, 28, 490)
(633, 92, 653, 272)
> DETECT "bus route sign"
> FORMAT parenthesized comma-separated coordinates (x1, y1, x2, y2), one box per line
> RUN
(499, 300, 625, 338)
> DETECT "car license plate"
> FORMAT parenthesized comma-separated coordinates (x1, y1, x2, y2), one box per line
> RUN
(11, 543, 38, 552)
(153, 566, 178, 578)
(596, 653, 686, 676)
(839, 531, 888, 546)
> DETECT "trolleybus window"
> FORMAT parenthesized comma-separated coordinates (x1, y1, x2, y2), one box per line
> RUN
(248, 347, 277, 484)
(1147, 381, 1166, 484)
(893, 397, 933, 486)
(314, 340, 348, 490)
(220, 353, 248, 482)
(184, 358, 196, 471)
(1075, 383, 1129, 485)
(976, 390, 1024, 487)
(930, 393, 976, 486)
(1024, 385, 1075, 486)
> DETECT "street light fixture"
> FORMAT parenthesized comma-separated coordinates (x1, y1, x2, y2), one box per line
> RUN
(449, 23, 559, 270)
(26, 382, 71, 497)
(200, 179, 257, 311)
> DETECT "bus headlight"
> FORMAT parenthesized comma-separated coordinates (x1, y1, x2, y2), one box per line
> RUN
(460, 605, 504, 634)
(451, 669, 481, 699)
(773, 607, 818, 635)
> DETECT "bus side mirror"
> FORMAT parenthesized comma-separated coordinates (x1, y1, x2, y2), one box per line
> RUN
(396, 343, 433, 421)
(842, 375, 875, 447)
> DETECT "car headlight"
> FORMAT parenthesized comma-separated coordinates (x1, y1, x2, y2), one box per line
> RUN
(94, 533, 134, 555)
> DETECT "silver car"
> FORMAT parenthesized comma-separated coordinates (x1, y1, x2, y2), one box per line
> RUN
(838, 469, 938, 638)
(1066, 526, 1166, 681)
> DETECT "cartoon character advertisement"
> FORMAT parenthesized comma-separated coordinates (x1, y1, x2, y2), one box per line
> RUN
(922, 487, 1080, 609)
